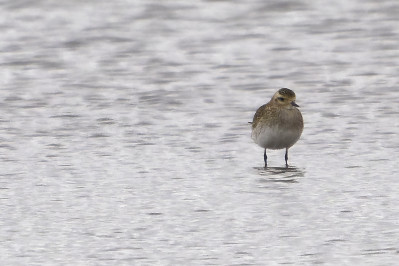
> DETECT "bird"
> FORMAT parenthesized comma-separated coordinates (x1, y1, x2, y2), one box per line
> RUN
(251, 88, 303, 168)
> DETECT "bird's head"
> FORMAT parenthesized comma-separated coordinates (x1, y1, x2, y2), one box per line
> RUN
(272, 88, 299, 108)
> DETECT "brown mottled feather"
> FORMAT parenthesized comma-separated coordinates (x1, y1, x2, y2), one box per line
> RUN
(251, 88, 303, 152)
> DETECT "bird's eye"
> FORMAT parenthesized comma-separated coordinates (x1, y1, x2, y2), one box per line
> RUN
(278, 97, 284, 101)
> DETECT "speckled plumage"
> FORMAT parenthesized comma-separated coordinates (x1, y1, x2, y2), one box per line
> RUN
(251, 88, 303, 167)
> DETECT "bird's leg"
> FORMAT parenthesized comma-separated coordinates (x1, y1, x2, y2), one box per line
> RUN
(264, 149, 267, 168)
(285, 148, 289, 168)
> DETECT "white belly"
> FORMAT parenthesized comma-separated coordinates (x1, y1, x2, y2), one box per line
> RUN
(252, 126, 301, 150)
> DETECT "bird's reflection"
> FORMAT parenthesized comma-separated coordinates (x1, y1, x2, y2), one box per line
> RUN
(254, 166, 305, 183)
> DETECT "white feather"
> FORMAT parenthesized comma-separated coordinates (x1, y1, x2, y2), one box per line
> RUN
(252, 126, 301, 150)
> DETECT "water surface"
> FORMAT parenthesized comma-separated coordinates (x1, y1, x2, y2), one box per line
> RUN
(1, 0, 399, 265)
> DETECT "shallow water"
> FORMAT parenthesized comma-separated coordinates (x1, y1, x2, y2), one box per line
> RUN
(1, 0, 399, 265)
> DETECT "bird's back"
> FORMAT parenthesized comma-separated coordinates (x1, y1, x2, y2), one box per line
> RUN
(251, 102, 279, 130)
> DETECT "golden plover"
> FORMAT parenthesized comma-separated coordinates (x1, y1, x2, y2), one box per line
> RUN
(251, 88, 303, 167)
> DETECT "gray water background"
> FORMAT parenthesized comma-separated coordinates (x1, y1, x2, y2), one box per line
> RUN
(1, 0, 399, 265)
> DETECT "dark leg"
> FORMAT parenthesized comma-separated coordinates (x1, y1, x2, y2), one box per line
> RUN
(285, 148, 289, 167)
(264, 149, 267, 168)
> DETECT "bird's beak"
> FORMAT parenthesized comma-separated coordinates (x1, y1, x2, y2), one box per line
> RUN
(291, 101, 299, 107)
